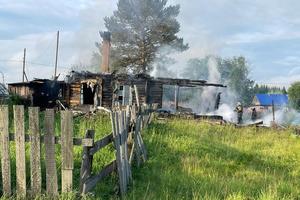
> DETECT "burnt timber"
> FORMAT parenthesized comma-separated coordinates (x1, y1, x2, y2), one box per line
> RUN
(8, 79, 66, 108)
(8, 72, 226, 109)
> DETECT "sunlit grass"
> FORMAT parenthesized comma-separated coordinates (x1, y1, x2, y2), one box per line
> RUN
(2, 112, 300, 199)
(126, 119, 300, 200)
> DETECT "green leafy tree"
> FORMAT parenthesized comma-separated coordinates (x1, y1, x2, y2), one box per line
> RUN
(182, 56, 254, 105)
(220, 57, 254, 105)
(104, 0, 188, 73)
(182, 57, 211, 80)
(288, 82, 300, 110)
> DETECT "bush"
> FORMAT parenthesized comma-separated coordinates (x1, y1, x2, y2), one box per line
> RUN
(288, 82, 300, 110)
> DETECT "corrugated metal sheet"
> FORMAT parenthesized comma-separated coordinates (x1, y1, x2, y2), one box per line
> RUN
(0, 83, 8, 97)
(255, 94, 288, 106)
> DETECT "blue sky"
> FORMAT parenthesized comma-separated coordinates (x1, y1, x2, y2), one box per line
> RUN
(0, 0, 300, 87)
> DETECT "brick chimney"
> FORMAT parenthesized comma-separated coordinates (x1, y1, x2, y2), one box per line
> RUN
(100, 31, 111, 73)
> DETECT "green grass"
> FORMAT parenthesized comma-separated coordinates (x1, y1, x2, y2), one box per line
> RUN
(2, 111, 300, 199)
(126, 119, 300, 200)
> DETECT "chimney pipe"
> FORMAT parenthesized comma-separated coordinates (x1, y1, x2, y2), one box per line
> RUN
(100, 31, 111, 73)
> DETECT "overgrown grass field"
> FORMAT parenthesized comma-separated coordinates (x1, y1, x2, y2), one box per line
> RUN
(1, 109, 300, 199)
(127, 119, 300, 200)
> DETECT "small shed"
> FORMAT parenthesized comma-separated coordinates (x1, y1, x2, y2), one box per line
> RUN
(8, 79, 67, 108)
(252, 94, 288, 107)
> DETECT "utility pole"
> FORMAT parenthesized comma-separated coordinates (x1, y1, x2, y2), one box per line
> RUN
(54, 31, 60, 80)
(22, 48, 26, 83)
(0, 71, 4, 84)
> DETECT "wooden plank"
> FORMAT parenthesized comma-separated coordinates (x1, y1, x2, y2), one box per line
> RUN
(134, 85, 140, 107)
(89, 133, 113, 156)
(82, 160, 117, 193)
(61, 110, 74, 192)
(14, 105, 26, 197)
(118, 111, 127, 191)
(80, 130, 95, 194)
(123, 110, 132, 182)
(8, 133, 93, 146)
(133, 115, 141, 166)
(111, 112, 125, 195)
(29, 107, 41, 195)
(0, 106, 11, 196)
(44, 109, 58, 196)
(137, 116, 148, 161)
(129, 143, 135, 165)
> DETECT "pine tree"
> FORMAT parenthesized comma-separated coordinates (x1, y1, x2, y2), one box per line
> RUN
(104, 0, 188, 73)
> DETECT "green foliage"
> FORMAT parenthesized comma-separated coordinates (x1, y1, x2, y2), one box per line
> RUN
(253, 84, 287, 95)
(182, 57, 210, 80)
(288, 82, 300, 110)
(104, 0, 188, 73)
(221, 57, 255, 105)
(182, 56, 255, 105)
(126, 119, 300, 199)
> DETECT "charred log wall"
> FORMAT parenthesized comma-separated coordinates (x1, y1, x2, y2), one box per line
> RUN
(147, 80, 163, 108)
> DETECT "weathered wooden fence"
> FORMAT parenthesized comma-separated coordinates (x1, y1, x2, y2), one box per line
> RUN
(0, 104, 157, 198)
(79, 104, 157, 195)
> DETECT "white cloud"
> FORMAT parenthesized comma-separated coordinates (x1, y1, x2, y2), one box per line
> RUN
(1, 0, 300, 87)
(0, 0, 118, 83)
(289, 67, 300, 76)
(263, 74, 300, 88)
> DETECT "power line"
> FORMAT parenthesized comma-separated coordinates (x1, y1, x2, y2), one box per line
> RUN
(0, 59, 69, 70)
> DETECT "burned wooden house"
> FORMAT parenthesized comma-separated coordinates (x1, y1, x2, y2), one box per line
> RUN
(7, 31, 226, 110)
(63, 71, 226, 111)
(8, 79, 67, 108)
(65, 71, 162, 109)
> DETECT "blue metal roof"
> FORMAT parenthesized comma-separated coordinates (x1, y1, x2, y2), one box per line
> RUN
(255, 94, 288, 106)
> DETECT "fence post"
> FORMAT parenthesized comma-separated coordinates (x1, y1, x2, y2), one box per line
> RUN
(44, 109, 58, 196)
(134, 85, 140, 108)
(61, 110, 74, 193)
(14, 105, 26, 197)
(80, 130, 95, 194)
(29, 107, 41, 195)
(111, 112, 125, 195)
(0, 106, 11, 196)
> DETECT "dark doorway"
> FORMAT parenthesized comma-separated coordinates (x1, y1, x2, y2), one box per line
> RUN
(82, 83, 96, 105)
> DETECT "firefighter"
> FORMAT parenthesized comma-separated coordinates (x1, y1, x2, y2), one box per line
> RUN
(251, 107, 257, 122)
(234, 102, 243, 124)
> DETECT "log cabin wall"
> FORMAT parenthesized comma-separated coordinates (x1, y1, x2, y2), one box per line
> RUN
(68, 73, 113, 108)
(69, 82, 81, 107)
(101, 75, 113, 108)
(8, 84, 32, 99)
(147, 80, 163, 108)
(132, 79, 148, 105)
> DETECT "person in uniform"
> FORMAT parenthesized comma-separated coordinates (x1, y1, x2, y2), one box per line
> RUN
(251, 107, 257, 122)
(234, 102, 243, 124)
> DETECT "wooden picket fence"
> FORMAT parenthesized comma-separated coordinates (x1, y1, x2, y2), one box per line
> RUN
(0, 104, 157, 198)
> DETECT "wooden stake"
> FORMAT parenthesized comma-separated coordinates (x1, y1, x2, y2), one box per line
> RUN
(272, 100, 275, 121)
(44, 109, 58, 196)
(22, 48, 26, 83)
(29, 107, 41, 195)
(0, 106, 11, 196)
(14, 105, 26, 197)
(174, 85, 179, 112)
(54, 31, 60, 79)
